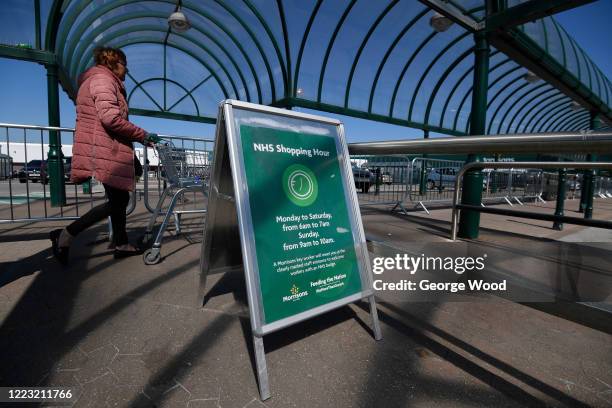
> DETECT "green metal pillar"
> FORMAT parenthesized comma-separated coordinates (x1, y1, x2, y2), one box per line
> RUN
(584, 153, 595, 219)
(46, 64, 66, 207)
(458, 30, 488, 239)
(553, 165, 566, 230)
(578, 162, 587, 213)
(582, 112, 598, 219)
(419, 130, 429, 194)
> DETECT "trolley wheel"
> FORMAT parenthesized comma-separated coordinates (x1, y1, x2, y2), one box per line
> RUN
(143, 249, 161, 265)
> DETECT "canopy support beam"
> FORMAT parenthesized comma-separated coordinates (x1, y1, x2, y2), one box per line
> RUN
(485, 0, 595, 31)
(458, 30, 489, 239)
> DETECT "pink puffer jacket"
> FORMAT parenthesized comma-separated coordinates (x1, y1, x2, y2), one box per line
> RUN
(71, 65, 146, 191)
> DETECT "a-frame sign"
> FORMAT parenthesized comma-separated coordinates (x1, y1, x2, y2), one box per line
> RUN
(199, 100, 382, 400)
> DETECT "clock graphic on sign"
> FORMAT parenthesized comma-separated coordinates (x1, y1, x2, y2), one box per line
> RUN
(282, 164, 318, 207)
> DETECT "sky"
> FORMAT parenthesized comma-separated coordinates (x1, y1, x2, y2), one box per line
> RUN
(0, 1, 610, 143)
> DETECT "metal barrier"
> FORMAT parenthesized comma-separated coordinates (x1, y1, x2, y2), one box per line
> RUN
(595, 175, 612, 198)
(0, 123, 137, 224)
(541, 171, 583, 201)
(451, 162, 612, 241)
(349, 155, 412, 209)
(348, 156, 549, 214)
(405, 158, 465, 214)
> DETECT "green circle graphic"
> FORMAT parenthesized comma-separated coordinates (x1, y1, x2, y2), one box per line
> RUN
(282, 164, 318, 207)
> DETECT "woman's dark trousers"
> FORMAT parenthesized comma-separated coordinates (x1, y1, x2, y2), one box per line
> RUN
(66, 183, 130, 245)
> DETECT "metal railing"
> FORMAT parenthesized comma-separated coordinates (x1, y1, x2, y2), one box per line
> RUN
(0, 124, 213, 225)
(451, 162, 612, 241)
(0, 123, 140, 224)
(348, 155, 550, 214)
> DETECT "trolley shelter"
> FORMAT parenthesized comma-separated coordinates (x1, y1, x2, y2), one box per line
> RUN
(199, 100, 382, 400)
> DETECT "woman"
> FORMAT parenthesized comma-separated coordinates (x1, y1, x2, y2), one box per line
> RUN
(50, 46, 160, 264)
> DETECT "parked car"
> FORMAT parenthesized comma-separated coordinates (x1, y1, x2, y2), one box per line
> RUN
(352, 163, 375, 193)
(426, 167, 459, 189)
(64, 156, 72, 182)
(18, 160, 48, 183)
(381, 172, 393, 185)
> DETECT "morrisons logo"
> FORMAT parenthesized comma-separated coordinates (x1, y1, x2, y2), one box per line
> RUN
(282, 284, 308, 302)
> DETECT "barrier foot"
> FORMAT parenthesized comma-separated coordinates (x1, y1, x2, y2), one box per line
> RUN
(504, 197, 514, 207)
(391, 202, 408, 215)
(537, 195, 546, 203)
(253, 335, 271, 400)
(417, 201, 430, 215)
(481, 203, 485, 207)
(514, 197, 524, 206)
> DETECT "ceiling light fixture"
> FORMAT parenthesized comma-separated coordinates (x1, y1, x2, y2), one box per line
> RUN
(168, 0, 191, 33)
(430, 12, 453, 33)
(522, 71, 540, 83)
(570, 101, 582, 111)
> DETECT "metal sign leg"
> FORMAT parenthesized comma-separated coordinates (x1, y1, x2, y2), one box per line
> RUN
(253, 335, 271, 400)
(368, 295, 383, 341)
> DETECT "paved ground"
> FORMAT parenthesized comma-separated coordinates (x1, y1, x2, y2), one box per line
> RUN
(0, 195, 611, 407)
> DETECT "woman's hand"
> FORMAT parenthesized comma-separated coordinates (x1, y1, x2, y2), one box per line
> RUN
(144, 133, 161, 146)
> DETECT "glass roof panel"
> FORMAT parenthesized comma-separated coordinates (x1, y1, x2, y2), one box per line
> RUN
(168, 34, 234, 100)
(282, 0, 319, 86)
(425, 44, 474, 128)
(222, 0, 287, 75)
(189, 0, 275, 103)
(0, 0, 36, 47)
(409, 34, 472, 125)
(185, 10, 261, 103)
(294, 0, 352, 103)
(43, 0, 611, 132)
(40, 0, 54, 49)
(123, 43, 164, 80)
(345, 1, 426, 112)
(368, 9, 437, 118)
(164, 81, 198, 116)
(390, 24, 467, 121)
(168, 91, 198, 116)
(190, 77, 226, 117)
(75, 31, 168, 78)
(319, 0, 392, 107)
(165, 44, 213, 96)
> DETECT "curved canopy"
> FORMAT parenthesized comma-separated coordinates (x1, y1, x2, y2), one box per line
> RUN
(6, 0, 611, 135)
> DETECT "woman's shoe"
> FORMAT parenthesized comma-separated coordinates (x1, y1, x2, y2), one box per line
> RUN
(113, 247, 144, 259)
(50, 229, 69, 265)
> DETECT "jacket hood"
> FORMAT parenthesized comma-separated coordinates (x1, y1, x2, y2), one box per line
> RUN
(78, 65, 124, 92)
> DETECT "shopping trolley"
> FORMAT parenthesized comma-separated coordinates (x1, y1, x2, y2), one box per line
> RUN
(142, 140, 210, 265)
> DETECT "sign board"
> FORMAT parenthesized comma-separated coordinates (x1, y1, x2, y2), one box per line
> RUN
(199, 100, 381, 400)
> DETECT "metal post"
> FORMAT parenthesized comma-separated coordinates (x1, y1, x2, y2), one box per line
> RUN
(419, 130, 429, 194)
(253, 335, 271, 400)
(458, 30, 488, 239)
(46, 64, 66, 207)
(553, 166, 566, 230)
(492, 153, 501, 193)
